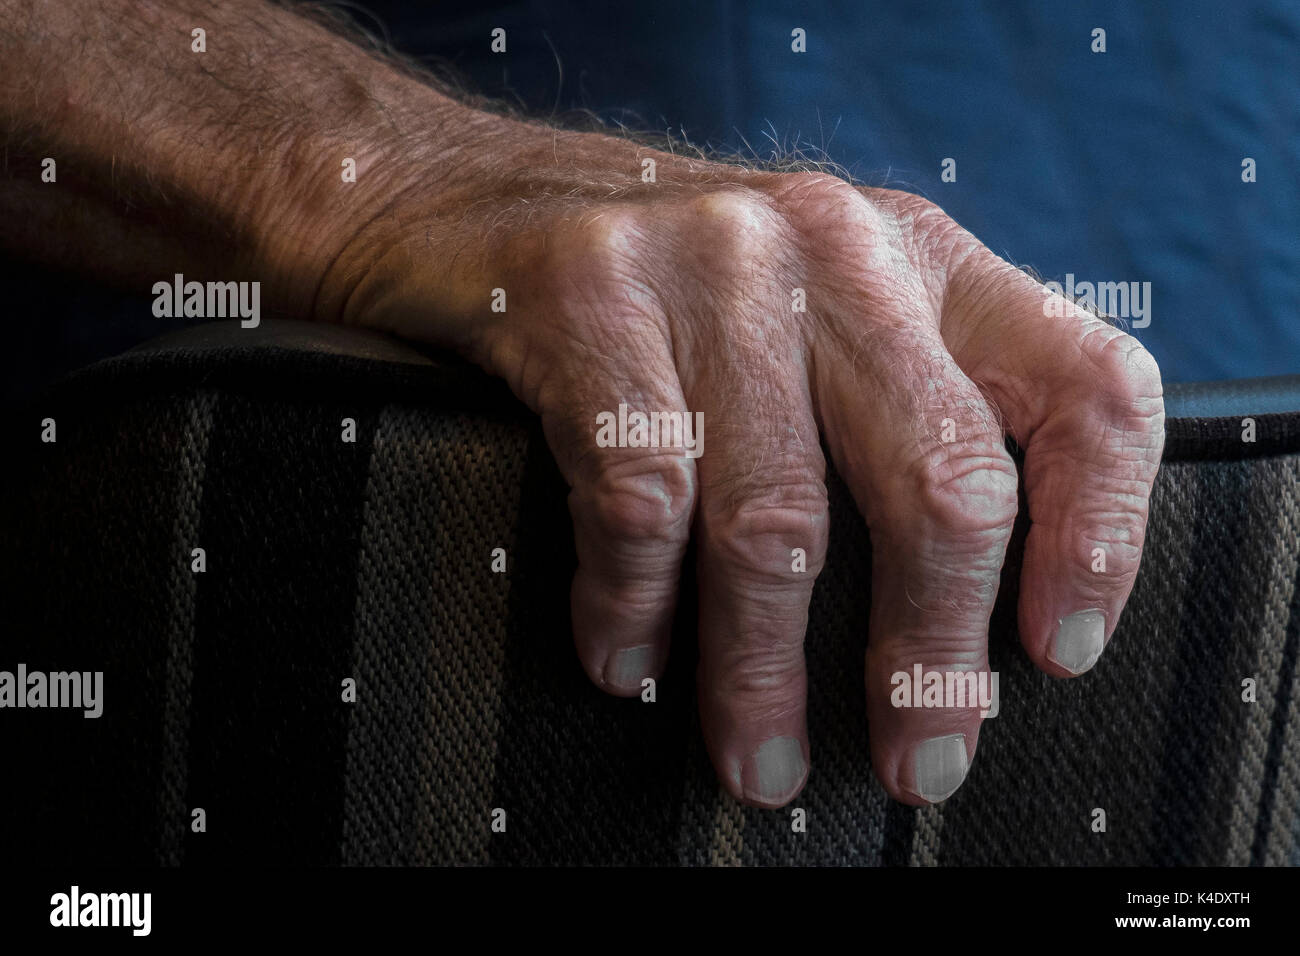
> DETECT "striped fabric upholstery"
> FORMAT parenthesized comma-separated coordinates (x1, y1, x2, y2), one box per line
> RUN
(6, 322, 1299, 866)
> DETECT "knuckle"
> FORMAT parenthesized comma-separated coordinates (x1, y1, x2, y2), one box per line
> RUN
(905, 442, 1020, 539)
(706, 637, 806, 710)
(894, 194, 968, 252)
(547, 207, 648, 291)
(703, 479, 829, 581)
(680, 187, 778, 260)
(769, 171, 884, 236)
(1084, 329, 1166, 420)
(1069, 505, 1148, 575)
(579, 455, 696, 544)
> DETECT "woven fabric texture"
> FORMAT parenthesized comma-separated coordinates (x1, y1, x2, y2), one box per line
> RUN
(5, 342, 1300, 866)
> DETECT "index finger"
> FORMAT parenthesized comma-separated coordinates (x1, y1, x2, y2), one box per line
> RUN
(944, 249, 1165, 677)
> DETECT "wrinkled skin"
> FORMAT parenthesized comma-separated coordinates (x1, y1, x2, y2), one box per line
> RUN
(0, 0, 1165, 808)
(335, 167, 1165, 808)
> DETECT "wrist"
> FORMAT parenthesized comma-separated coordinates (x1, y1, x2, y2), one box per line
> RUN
(288, 93, 562, 327)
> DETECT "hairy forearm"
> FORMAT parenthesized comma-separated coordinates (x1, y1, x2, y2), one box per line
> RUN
(0, 0, 658, 319)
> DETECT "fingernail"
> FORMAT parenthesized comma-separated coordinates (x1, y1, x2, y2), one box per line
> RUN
(605, 644, 655, 689)
(914, 733, 968, 803)
(742, 736, 807, 805)
(1050, 609, 1106, 674)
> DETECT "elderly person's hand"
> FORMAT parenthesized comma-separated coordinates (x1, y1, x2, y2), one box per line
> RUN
(328, 152, 1164, 807)
(2, 0, 1164, 808)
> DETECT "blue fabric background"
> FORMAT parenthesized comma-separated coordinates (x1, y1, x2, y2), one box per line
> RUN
(369, 0, 1299, 383)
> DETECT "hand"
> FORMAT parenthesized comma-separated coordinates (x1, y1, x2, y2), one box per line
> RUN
(327, 151, 1165, 808)
(0, 0, 1163, 809)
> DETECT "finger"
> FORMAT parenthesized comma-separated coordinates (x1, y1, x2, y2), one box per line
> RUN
(944, 252, 1165, 678)
(819, 325, 1018, 805)
(526, 216, 698, 697)
(689, 365, 827, 809)
(564, 408, 696, 696)
(672, 191, 827, 809)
